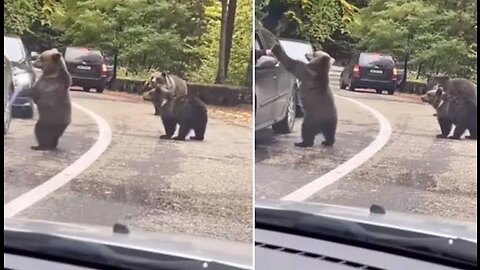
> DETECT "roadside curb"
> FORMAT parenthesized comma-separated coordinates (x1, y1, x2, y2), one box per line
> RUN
(109, 78, 252, 106)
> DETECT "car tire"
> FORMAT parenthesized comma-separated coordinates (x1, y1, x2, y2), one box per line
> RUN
(296, 105, 304, 118)
(348, 82, 355, 92)
(96, 87, 104, 94)
(295, 90, 304, 118)
(272, 92, 296, 134)
(83, 87, 90, 92)
(376, 89, 383, 94)
(387, 89, 395, 95)
(340, 79, 348, 90)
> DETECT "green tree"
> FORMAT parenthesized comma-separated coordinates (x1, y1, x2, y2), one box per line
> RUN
(349, 0, 477, 80)
(191, 0, 252, 85)
(50, 0, 208, 77)
(4, 0, 60, 35)
(256, 0, 358, 43)
(215, 0, 229, 84)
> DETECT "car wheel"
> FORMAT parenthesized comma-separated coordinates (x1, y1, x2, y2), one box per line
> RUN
(387, 89, 395, 95)
(376, 89, 383, 94)
(296, 105, 304, 118)
(295, 90, 304, 118)
(96, 87, 104, 94)
(340, 79, 348, 89)
(83, 87, 90, 92)
(272, 93, 296, 134)
(348, 81, 355, 92)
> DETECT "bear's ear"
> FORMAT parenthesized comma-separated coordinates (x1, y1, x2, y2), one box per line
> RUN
(52, 52, 62, 61)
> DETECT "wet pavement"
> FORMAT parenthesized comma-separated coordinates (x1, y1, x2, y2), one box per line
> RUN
(256, 67, 477, 222)
(4, 90, 253, 242)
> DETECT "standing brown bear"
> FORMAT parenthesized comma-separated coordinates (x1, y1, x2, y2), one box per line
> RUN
(30, 48, 72, 150)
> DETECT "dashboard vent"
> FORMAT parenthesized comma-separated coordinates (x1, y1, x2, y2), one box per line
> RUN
(256, 242, 386, 270)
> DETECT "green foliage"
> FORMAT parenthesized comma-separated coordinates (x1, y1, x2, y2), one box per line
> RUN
(257, 0, 358, 43)
(4, 0, 39, 34)
(4, 0, 60, 35)
(188, 1, 222, 83)
(189, 0, 252, 85)
(50, 0, 208, 77)
(33, 0, 249, 85)
(224, 0, 253, 85)
(349, 0, 477, 80)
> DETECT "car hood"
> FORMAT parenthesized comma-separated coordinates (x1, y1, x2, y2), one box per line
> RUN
(256, 199, 477, 243)
(4, 217, 252, 269)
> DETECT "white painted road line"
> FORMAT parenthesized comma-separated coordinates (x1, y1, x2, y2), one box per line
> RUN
(281, 95, 392, 202)
(4, 103, 112, 218)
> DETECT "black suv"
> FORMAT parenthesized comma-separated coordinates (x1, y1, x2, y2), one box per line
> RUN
(340, 52, 398, 95)
(64, 47, 115, 93)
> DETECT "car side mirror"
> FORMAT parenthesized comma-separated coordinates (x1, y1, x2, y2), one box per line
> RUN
(30, 51, 39, 61)
(256, 56, 279, 70)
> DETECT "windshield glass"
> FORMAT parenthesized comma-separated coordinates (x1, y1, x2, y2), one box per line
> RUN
(4, 0, 254, 267)
(4, 36, 26, 63)
(255, 0, 477, 261)
(279, 40, 313, 63)
(3, 0, 478, 268)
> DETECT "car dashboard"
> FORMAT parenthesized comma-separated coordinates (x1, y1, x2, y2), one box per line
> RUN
(5, 254, 94, 270)
(255, 229, 470, 270)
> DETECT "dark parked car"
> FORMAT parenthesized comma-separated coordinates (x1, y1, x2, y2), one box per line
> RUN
(255, 26, 297, 134)
(64, 47, 115, 93)
(4, 34, 37, 119)
(278, 38, 315, 117)
(340, 52, 399, 95)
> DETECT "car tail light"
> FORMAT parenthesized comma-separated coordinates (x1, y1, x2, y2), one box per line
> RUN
(353, 65, 360, 78)
(392, 68, 398, 80)
(101, 64, 107, 77)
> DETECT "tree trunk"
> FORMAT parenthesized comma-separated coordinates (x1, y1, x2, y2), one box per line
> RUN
(400, 54, 408, 89)
(430, 57, 436, 74)
(215, 0, 228, 84)
(224, 0, 237, 76)
(245, 53, 252, 87)
(416, 62, 423, 80)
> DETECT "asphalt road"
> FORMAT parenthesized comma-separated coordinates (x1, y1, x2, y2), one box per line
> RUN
(256, 66, 477, 222)
(4, 90, 253, 242)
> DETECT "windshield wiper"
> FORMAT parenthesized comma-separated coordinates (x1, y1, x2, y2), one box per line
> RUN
(256, 207, 476, 270)
(4, 229, 246, 270)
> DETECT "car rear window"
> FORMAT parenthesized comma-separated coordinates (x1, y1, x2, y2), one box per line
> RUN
(359, 53, 394, 67)
(65, 47, 103, 64)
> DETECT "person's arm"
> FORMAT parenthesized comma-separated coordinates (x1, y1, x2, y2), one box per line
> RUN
(271, 44, 309, 81)
(255, 49, 266, 60)
(255, 49, 274, 60)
